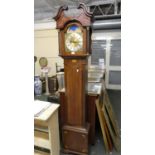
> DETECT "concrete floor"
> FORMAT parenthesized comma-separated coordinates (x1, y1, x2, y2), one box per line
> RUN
(60, 90, 121, 155)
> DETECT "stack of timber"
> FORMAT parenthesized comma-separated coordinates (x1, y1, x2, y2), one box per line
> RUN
(95, 83, 121, 153)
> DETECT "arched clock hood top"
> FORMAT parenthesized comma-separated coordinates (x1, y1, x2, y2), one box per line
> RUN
(53, 3, 93, 29)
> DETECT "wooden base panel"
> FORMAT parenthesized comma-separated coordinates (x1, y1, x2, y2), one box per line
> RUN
(62, 148, 88, 155)
(62, 123, 90, 155)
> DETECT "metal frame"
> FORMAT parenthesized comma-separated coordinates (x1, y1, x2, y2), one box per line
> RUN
(105, 37, 121, 90)
(90, 0, 121, 17)
(92, 30, 121, 90)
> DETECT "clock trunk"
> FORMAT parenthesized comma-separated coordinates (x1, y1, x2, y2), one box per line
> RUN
(64, 59, 88, 126)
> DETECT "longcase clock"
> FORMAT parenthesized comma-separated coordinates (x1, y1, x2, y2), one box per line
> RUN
(54, 3, 93, 155)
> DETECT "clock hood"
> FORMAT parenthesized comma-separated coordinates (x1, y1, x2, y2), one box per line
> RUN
(53, 3, 93, 29)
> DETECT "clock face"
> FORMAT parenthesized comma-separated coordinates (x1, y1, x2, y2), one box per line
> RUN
(65, 25, 83, 53)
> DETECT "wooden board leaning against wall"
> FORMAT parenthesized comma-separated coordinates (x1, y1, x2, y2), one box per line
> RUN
(95, 81, 121, 153)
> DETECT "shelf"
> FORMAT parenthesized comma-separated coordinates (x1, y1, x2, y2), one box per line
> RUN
(34, 130, 50, 150)
(34, 150, 50, 155)
(34, 125, 48, 133)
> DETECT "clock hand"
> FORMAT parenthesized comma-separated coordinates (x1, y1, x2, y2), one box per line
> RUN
(70, 39, 79, 44)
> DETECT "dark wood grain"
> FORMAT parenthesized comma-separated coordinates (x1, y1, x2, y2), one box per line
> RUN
(64, 59, 87, 126)
(53, 3, 93, 29)
(54, 3, 93, 155)
(60, 92, 99, 145)
(62, 124, 90, 155)
(86, 95, 98, 145)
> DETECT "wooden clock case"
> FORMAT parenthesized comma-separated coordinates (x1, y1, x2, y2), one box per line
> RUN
(54, 3, 93, 155)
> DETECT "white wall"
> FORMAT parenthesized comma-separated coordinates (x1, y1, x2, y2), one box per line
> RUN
(34, 22, 64, 77)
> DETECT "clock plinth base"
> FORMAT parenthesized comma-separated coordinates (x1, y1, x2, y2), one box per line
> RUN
(62, 123, 90, 155)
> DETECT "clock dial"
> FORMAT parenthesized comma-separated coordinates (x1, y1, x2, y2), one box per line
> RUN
(65, 25, 83, 53)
